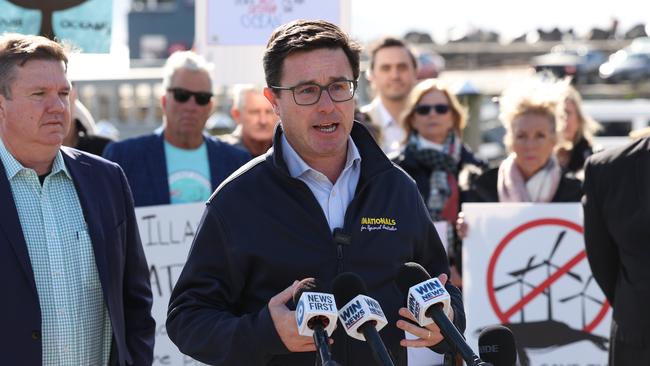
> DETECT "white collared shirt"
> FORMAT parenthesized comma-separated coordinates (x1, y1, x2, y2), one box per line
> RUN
(282, 134, 361, 232)
(377, 100, 406, 156)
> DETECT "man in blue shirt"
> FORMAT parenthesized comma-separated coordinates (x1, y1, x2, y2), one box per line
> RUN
(0, 33, 154, 365)
(103, 51, 250, 207)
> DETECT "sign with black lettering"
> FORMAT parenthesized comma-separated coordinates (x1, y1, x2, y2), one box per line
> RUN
(0, 0, 112, 53)
(462, 203, 610, 366)
(136, 202, 208, 366)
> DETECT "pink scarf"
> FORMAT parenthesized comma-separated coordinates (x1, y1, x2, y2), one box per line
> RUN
(497, 154, 561, 203)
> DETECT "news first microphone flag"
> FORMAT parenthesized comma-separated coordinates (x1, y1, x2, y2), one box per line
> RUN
(295, 291, 338, 337)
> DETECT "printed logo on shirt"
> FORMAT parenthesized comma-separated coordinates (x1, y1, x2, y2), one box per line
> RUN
(360, 217, 397, 232)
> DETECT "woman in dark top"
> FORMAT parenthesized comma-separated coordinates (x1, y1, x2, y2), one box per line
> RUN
(465, 82, 582, 203)
(555, 83, 600, 178)
(393, 78, 486, 286)
(456, 83, 583, 287)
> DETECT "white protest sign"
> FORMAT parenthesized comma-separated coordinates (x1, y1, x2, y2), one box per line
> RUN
(195, 0, 351, 84)
(136, 202, 208, 366)
(462, 203, 611, 366)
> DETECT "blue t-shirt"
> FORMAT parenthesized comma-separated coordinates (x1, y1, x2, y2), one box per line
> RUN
(164, 141, 212, 204)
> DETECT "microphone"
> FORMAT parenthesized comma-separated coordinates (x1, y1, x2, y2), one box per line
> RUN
(331, 272, 395, 366)
(396, 262, 489, 366)
(478, 325, 517, 366)
(292, 278, 340, 366)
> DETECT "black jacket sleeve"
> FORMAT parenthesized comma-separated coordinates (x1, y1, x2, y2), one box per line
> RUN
(117, 166, 156, 365)
(582, 158, 619, 304)
(166, 205, 288, 365)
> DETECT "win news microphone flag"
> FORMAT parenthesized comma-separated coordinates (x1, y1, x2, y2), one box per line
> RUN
(396, 262, 491, 366)
(332, 272, 395, 366)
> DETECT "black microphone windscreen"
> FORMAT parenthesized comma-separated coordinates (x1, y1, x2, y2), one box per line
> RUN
(332, 272, 368, 307)
(396, 262, 431, 301)
(478, 325, 517, 366)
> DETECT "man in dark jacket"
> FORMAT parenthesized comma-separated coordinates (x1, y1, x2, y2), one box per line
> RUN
(103, 51, 249, 207)
(0, 33, 154, 366)
(583, 137, 650, 365)
(167, 20, 464, 366)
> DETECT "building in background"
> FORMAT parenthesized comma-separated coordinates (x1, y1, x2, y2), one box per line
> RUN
(128, 0, 194, 60)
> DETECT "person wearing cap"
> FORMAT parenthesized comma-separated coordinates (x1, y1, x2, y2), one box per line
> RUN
(103, 51, 250, 207)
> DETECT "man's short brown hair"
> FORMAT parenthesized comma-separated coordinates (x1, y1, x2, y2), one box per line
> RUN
(263, 19, 361, 91)
(0, 33, 68, 98)
(368, 37, 417, 71)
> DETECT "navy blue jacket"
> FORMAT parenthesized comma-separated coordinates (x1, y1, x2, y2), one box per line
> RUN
(103, 132, 250, 207)
(0, 148, 155, 365)
(167, 122, 465, 366)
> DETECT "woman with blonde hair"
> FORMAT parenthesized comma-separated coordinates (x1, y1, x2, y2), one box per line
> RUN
(465, 82, 582, 203)
(555, 82, 600, 176)
(394, 78, 486, 286)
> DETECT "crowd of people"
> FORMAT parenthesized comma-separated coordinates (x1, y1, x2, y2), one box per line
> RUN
(0, 18, 645, 366)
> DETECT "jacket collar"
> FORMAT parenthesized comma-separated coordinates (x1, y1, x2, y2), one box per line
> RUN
(269, 121, 392, 182)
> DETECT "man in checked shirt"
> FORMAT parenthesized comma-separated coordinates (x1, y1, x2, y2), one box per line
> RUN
(0, 33, 154, 365)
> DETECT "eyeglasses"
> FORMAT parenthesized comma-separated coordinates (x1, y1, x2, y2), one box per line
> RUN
(167, 87, 213, 106)
(270, 80, 357, 106)
(414, 104, 450, 116)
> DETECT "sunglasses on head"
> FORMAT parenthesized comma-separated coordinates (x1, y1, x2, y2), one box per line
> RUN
(414, 103, 450, 116)
(167, 87, 213, 106)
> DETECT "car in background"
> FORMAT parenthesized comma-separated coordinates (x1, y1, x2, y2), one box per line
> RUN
(599, 50, 650, 83)
(531, 44, 607, 83)
(415, 50, 445, 79)
(582, 99, 650, 150)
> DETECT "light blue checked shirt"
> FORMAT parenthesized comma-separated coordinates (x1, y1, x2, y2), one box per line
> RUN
(282, 134, 361, 232)
(0, 139, 111, 366)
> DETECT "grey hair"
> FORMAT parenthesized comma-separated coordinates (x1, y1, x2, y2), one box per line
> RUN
(161, 51, 214, 91)
(231, 84, 265, 111)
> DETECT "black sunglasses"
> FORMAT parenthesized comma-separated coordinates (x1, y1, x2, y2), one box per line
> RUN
(167, 87, 213, 106)
(414, 104, 450, 116)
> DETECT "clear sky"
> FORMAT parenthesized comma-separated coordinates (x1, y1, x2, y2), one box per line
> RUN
(350, 0, 648, 43)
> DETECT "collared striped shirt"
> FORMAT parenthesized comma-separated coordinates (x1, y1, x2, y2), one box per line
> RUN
(0, 139, 111, 365)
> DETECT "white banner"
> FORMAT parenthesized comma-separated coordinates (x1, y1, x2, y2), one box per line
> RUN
(205, 0, 341, 46)
(136, 202, 208, 366)
(195, 0, 351, 85)
(462, 203, 610, 366)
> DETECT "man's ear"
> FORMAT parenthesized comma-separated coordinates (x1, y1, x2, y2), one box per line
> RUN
(231, 107, 241, 125)
(161, 93, 167, 110)
(263, 87, 279, 116)
(0, 94, 7, 122)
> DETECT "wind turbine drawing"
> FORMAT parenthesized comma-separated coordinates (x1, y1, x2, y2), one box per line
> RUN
(559, 276, 605, 329)
(7, 1, 88, 39)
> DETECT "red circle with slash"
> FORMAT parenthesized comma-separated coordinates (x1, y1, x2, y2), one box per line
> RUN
(486, 218, 610, 332)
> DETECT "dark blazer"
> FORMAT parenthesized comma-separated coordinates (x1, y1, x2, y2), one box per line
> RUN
(0, 148, 155, 366)
(583, 137, 650, 346)
(103, 132, 250, 207)
(466, 167, 583, 203)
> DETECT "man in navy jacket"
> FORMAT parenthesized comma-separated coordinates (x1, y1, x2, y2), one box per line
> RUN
(167, 20, 464, 366)
(0, 34, 154, 365)
(104, 51, 250, 207)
